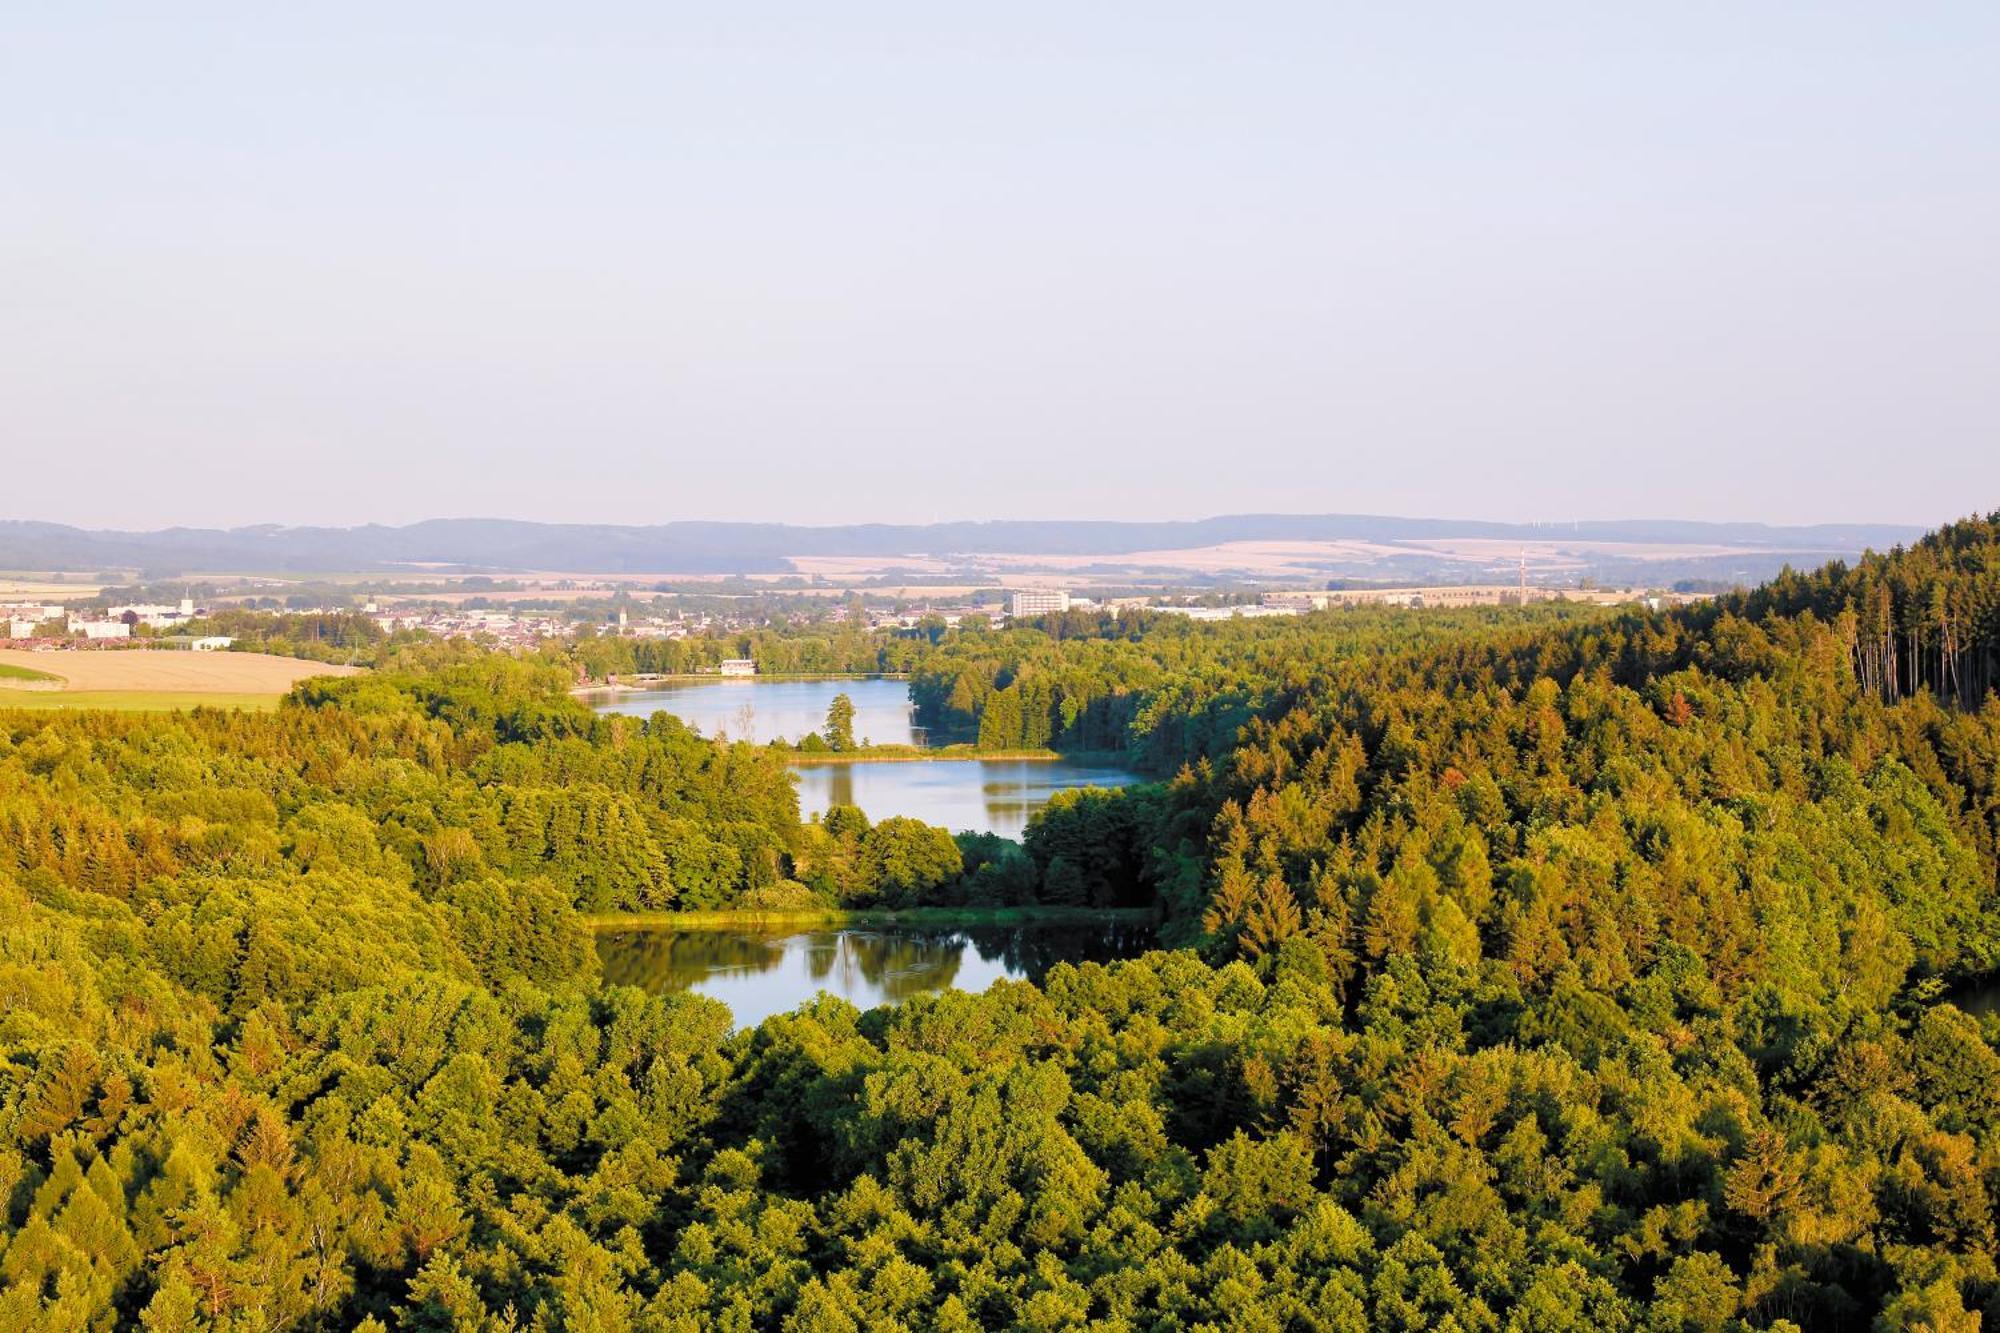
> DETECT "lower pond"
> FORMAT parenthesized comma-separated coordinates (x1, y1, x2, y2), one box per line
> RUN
(596, 921, 1157, 1027)
(1953, 978, 2000, 1018)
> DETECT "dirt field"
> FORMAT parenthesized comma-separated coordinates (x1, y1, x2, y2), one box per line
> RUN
(0, 579, 102, 601)
(0, 648, 359, 695)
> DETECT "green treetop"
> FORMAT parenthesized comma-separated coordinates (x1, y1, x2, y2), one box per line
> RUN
(824, 691, 857, 751)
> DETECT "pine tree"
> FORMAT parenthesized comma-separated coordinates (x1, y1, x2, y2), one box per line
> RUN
(823, 692, 857, 752)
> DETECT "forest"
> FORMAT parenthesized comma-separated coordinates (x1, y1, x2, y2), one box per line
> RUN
(3, 515, 1999, 1329)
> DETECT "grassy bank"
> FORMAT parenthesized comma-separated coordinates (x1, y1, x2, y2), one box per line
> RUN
(585, 905, 1157, 932)
(0, 690, 284, 712)
(782, 744, 1132, 765)
(0, 662, 60, 683)
(579, 672, 910, 691)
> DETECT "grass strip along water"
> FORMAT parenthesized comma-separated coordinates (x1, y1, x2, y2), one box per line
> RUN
(583, 904, 1159, 932)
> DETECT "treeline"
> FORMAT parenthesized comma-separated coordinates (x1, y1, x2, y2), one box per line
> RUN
(0, 658, 1107, 922)
(1734, 512, 2000, 708)
(565, 623, 941, 682)
(907, 605, 1607, 766)
(175, 609, 407, 666)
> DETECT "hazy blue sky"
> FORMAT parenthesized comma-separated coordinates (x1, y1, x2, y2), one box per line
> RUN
(4, 3, 1995, 529)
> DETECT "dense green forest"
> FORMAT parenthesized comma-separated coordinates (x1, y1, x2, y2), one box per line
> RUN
(5, 517, 2000, 1329)
(0, 655, 1053, 920)
(168, 611, 404, 665)
(905, 606, 1610, 764)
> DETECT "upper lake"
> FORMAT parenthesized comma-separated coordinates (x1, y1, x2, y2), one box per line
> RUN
(588, 675, 921, 746)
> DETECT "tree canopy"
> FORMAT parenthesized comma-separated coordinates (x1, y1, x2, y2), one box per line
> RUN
(4, 514, 2000, 1329)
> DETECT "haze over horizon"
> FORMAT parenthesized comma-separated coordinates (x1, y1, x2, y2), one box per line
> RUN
(6, 3, 1997, 529)
(0, 509, 1941, 539)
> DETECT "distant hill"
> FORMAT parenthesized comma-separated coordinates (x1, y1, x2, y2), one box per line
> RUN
(0, 514, 1930, 579)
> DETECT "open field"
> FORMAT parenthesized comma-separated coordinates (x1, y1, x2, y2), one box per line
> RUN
(0, 579, 102, 601)
(0, 648, 358, 707)
(0, 661, 59, 683)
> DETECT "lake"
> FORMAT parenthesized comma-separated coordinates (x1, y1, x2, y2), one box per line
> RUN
(794, 758, 1140, 839)
(595, 920, 1156, 1027)
(589, 676, 1142, 838)
(590, 676, 921, 746)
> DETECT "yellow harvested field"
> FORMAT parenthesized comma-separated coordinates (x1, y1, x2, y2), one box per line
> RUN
(0, 648, 359, 695)
(0, 579, 101, 601)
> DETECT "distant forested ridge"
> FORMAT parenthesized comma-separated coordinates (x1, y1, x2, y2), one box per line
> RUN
(3, 516, 2000, 1329)
(0, 512, 1922, 576)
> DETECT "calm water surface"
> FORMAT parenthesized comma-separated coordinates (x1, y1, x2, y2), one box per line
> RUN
(794, 759, 1139, 839)
(590, 677, 1141, 837)
(597, 922, 1155, 1027)
(591, 676, 919, 745)
(1955, 979, 2000, 1018)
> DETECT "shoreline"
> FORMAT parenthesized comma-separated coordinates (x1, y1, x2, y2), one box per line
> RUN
(779, 745, 1133, 766)
(575, 671, 910, 695)
(585, 905, 1157, 932)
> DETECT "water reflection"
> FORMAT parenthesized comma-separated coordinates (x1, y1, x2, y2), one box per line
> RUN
(794, 760, 1140, 839)
(1953, 979, 2000, 1018)
(597, 922, 1155, 1027)
(588, 680, 1139, 837)
(590, 677, 920, 746)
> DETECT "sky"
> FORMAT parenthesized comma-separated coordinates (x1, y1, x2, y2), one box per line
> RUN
(3, 3, 1996, 531)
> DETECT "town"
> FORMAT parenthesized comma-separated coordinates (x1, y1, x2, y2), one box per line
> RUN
(0, 564, 1720, 660)
(0, 574, 1714, 659)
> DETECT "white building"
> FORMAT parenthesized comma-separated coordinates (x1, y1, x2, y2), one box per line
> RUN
(1009, 589, 1071, 619)
(1, 604, 64, 630)
(75, 621, 131, 641)
(1151, 604, 1301, 622)
(107, 604, 189, 630)
(719, 658, 757, 677)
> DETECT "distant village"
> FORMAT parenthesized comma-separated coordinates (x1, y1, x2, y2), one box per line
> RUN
(2, 576, 1711, 657)
(1008, 582, 1706, 621)
(0, 596, 235, 649)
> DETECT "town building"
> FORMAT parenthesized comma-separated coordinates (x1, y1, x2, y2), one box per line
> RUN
(74, 621, 132, 640)
(1008, 589, 1071, 619)
(1150, 603, 1300, 621)
(719, 658, 757, 677)
(1263, 585, 1543, 611)
(0, 604, 65, 633)
(1260, 584, 1698, 612)
(107, 603, 192, 629)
